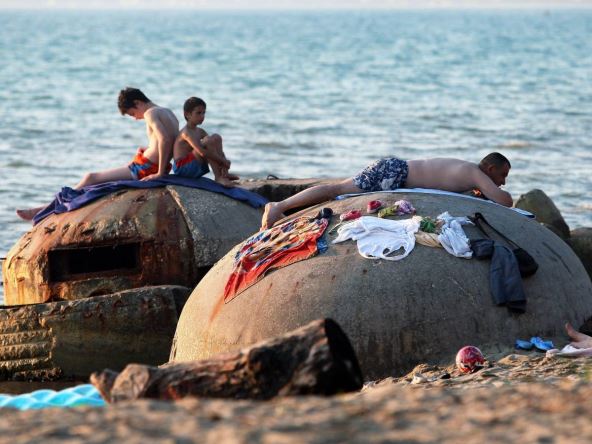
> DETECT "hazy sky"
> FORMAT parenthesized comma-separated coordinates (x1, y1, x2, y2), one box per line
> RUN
(1, 0, 592, 9)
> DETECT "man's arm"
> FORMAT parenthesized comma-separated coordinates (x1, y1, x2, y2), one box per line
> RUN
(473, 170, 513, 207)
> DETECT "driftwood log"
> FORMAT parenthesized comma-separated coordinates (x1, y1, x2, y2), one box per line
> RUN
(91, 318, 363, 403)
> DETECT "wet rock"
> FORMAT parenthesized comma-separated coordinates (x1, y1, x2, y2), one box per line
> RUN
(515, 189, 570, 239)
(239, 177, 342, 210)
(0, 286, 190, 381)
(566, 227, 592, 280)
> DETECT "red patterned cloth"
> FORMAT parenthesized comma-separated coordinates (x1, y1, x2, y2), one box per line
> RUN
(223, 216, 329, 303)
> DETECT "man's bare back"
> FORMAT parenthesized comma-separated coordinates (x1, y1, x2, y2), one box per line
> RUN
(406, 158, 479, 191)
(141, 106, 179, 164)
(406, 158, 511, 206)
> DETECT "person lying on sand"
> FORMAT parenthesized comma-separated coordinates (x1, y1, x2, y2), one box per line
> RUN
(261, 152, 512, 230)
(565, 322, 592, 349)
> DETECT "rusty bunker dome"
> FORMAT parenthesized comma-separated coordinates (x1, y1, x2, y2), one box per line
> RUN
(171, 192, 592, 380)
(2, 185, 263, 306)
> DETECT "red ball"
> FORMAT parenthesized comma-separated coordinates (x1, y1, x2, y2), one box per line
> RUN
(455, 346, 485, 374)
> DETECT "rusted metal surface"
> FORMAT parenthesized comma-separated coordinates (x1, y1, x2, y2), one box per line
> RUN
(3, 188, 195, 305)
(0, 285, 190, 381)
(3, 185, 262, 305)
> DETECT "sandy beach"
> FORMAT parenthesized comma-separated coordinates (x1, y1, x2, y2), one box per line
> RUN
(1, 351, 590, 443)
(1, 6, 591, 443)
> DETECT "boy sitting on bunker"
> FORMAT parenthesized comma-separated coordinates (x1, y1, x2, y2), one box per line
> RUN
(17, 87, 179, 221)
(261, 152, 513, 230)
(172, 97, 238, 188)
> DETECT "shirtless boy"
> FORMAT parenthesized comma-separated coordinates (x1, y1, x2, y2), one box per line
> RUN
(172, 97, 238, 187)
(261, 152, 512, 230)
(16, 87, 179, 221)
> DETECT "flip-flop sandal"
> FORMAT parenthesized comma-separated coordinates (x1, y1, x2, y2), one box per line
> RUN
(515, 339, 534, 350)
(530, 336, 554, 352)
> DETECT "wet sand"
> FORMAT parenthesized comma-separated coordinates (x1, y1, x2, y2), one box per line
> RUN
(1, 351, 591, 444)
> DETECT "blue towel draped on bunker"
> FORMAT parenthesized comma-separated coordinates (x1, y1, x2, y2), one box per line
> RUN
(33, 176, 268, 225)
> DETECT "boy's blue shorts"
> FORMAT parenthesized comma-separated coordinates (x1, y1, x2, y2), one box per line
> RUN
(172, 152, 210, 178)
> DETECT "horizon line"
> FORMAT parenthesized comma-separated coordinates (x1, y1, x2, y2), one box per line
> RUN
(2, 5, 592, 10)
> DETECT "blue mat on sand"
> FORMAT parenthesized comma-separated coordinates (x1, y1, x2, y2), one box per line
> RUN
(33, 176, 268, 225)
(0, 384, 105, 410)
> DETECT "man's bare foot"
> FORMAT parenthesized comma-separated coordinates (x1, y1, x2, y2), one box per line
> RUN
(260, 202, 285, 230)
(215, 177, 238, 188)
(226, 172, 240, 181)
(16, 207, 43, 221)
(565, 322, 592, 349)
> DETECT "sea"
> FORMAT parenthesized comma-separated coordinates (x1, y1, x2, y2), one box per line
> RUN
(0, 9, 591, 303)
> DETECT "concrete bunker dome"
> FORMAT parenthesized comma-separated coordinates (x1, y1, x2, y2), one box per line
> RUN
(171, 192, 592, 379)
(2, 185, 263, 305)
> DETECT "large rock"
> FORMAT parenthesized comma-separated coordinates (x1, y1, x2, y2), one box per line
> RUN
(171, 192, 592, 379)
(567, 227, 592, 280)
(0, 285, 190, 381)
(2, 186, 263, 305)
(239, 177, 342, 203)
(515, 189, 570, 239)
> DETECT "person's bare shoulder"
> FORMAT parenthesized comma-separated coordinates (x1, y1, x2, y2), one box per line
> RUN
(176, 125, 188, 139)
(145, 106, 170, 121)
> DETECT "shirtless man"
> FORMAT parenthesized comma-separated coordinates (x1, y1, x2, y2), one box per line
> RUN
(261, 152, 512, 230)
(16, 87, 179, 221)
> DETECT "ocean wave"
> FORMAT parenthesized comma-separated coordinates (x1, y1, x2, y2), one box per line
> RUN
(497, 140, 533, 149)
(4, 160, 34, 168)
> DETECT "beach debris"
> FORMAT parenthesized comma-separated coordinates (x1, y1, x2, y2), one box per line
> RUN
(366, 200, 384, 214)
(377, 200, 416, 218)
(546, 344, 592, 358)
(515, 337, 554, 352)
(515, 339, 534, 350)
(529, 336, 554, 352)
(410, 373, 428, 384)
(340, 209, 362, 222)
(419, 216, 438, 233)
(313, 207, 333, 220)
(91, 318, 363, 403)
(394, 199, 416, 215)
(329, 209, 363, 234)
(378, 206, 397, 218)
(455, 346, 486, 374)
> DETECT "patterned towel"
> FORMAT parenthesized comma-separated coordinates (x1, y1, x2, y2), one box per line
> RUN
(223, 216, 328, 303)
